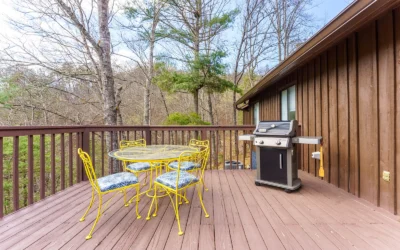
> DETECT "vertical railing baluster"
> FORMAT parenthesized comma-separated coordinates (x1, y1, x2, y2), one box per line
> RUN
(216, 130, 219, 169)
(12, 136, 19, 211)
(127, 130, 130, 140)
(242, 130, 246, 169)
(229, 130, 232, 169)
(51, 134, 56, 194)
(101, 131, 105, 176)
(168, 131, 171, 144)
(40, 134, 45, 199)
(209, 131, 212, 170)
(92, 132, 95, 172)
(68, 133, 73, 187)
(223, 130, 226, 169)
(162, 130, 165, 144)
(110, 131, 114, 174)
(0, 137, 3, 218)
(28, 135, 34, 205)
(76, 133, 81, 183)
(60, 133, 65, 191)
(236, 130, 239, 169)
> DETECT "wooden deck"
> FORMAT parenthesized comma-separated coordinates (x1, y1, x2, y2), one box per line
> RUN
(1, 170, 400, 250)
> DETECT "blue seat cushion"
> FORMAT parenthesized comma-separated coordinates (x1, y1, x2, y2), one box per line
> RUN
(127, 162, 151, 171)
(155, 171, 199, 189)
(97, 172, 138, 192)
(168, 161, 200, 171)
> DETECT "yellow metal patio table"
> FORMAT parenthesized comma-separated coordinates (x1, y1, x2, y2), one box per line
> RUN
(108, 145, 199, 200)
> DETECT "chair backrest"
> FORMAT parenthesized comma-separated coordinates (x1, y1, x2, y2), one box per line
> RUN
(174, 148, 209, 190)
(189, 139, 209, 149)
(174, 151, 201, 190)
(119, 139, 146, 149)
(188, 139, 210, 171)
(78, 148, 100, 192)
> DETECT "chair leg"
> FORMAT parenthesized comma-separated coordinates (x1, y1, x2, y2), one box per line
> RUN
(175, 192, 184, 235)
(153, 184, 158, 217)
(201, 178, 209, 191)
(179, 190, 183, 205)
(86, 194, 103, 240)
(165, 191, 184, 236)
(143, 171, 148, 186)
(197, 185, 209, 218)
(146, 184, 157, 220)
(183, 189, 189, 204)
(80, 189, 95, 222)
(136, 185, 141, 219)
(123, 189, 129, 207)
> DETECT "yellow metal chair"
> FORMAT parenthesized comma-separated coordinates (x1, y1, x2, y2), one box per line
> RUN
(147, 149, 209, 235)
(120, 139, 153, 185)
(167, 139, 210, 191)
(78, 149, 141, 240)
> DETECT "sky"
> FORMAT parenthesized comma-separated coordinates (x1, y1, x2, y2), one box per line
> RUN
(0, 0, 352, 71)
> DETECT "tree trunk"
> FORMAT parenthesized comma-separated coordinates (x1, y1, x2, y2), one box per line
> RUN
(159, 88, 170, 116)
(207, 91, 214, 125)
(98, 0, 118, 172)
(233, 92, 237, 125)
(143, 80, 151, 125)
(193, 89, 199, 115)
(98, 0, 117, 126)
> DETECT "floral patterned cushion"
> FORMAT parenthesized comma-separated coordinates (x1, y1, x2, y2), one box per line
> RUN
(97, 172, 138, 192)
(168, 161, 200, 171)
(155, 171, 199, 189)
(127, 162, 151, 171)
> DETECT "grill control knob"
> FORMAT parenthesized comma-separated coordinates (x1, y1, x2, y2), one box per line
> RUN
(275, 140, 281, 145)
(259, 140, 264, 144)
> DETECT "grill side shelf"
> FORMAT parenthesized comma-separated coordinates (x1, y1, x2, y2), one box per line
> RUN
(292, 136, 322, 145)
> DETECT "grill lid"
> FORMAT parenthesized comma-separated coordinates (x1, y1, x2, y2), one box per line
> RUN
(253, 120, 297, 137)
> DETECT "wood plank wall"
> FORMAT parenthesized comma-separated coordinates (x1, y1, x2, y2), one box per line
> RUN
(243, 9, 400, 214)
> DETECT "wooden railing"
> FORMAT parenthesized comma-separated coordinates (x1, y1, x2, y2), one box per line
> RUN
(0, 125, 255, 218)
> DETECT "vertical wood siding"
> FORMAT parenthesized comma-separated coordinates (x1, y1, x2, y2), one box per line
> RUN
(242, 9, 400, 215)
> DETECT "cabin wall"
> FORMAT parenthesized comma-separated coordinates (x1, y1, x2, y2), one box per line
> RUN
(243, 9, 400, 214)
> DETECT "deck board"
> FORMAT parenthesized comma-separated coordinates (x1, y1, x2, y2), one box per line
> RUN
(1, 170, 400, 250)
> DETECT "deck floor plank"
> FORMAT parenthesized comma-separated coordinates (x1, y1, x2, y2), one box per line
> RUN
(217, 171, 250, 250)
(211, 170, 233, 250)
(222, 170, 268, 250)
(0, 170, 399, 250)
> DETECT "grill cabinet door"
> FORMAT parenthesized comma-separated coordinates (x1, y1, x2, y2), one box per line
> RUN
(259, 148, 287, 184)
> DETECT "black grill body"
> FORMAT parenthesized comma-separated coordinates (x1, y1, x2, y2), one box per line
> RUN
(254, 120, 301, 192)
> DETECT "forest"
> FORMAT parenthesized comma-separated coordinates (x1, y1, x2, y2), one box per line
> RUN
(0, 0, 317, 215)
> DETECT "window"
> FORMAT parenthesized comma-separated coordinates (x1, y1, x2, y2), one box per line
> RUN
(281, 85, 296, 120)
(253, 102, 259, 125)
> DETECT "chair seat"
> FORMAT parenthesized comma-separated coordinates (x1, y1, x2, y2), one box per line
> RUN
(168, 161, 200, 171)
(97, 172, 138, 192)
(155, 171, 199, 189)
(127, 162, 151, 171)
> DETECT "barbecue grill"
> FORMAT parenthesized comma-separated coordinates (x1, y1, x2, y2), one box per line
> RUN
(241, 120, 322, 192)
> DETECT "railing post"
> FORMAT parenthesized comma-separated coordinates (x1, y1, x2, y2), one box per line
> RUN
(145, 127, 152, 145)
(82, 129, 90, 181)
(201, 129, 207, 141)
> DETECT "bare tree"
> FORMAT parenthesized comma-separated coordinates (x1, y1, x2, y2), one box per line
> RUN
(268, 0, 314, 61)
(0, 0, 119, 171)
(232, 0, 273, 125)
(1, 0, 118, 126)
(121, 0, 168, 125)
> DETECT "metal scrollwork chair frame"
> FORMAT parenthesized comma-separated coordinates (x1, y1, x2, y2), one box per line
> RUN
(147, 149, 210, 235)
(78, 149, 141, 240)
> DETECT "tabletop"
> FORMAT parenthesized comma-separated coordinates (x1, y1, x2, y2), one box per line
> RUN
(108, 145, 198, 162)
